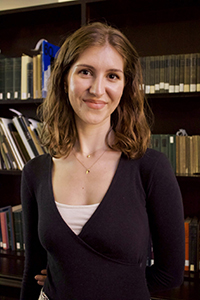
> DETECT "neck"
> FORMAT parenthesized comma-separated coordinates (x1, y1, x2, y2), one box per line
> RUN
(74, 122, 113, 156)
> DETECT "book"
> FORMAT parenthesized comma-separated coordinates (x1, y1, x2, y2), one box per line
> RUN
(168, 134, 176, 173)
(33, 54, 42, 99)
(13, 57, 21, 99)
(159, 55, 165, 93)
(197, 53, 200, 92)
(0, 205, 15, 250)
(184, 54, 190, 92)
(21, 54, 33, 99)
(149, 56, 155, 94)
(12, 205, 24, 250)
(0, 57, 5, 100)
(174, 55, 180, 93)
(190, 53, 197, 92)
(179, 54, 185, 92)
(0, 118, 25, 170)
(154, 56, 160, 93)
(0, 124, 18, 170)
(164, 55, 170, 93)
(42, 41, 60, 98)
(184, 217, 192, 271)
(12, 115, 38, 159)
(145, 56, 151, 94)
(5, 57, 14, 99)
(189, 217, 199, 272)
(0, 211, 9, 250)
(169, 54, 175, 93)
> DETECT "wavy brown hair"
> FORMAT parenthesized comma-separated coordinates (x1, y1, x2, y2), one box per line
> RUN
(38, 22, 152, 159)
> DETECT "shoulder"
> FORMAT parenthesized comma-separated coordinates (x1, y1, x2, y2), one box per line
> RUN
(124, 148, 171, 172)
(22, 153, 52, 175)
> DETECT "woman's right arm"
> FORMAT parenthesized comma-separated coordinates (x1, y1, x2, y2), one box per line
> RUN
(20, 166, 47, 300)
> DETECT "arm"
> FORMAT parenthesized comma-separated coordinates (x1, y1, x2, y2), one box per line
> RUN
(145, 153, 185, 292)
(20, 166, 47, 300)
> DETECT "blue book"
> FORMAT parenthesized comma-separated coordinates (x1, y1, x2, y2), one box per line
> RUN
(42, 41, 60, 98)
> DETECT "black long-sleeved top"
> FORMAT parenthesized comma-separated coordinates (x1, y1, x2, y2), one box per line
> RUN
(20, 149, 185, 300)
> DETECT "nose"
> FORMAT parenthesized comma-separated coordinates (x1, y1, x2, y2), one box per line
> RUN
(89, 76, 105, 98)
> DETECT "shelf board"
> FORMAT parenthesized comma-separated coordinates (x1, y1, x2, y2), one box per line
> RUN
(146, 92, 200, 99)
(0, 99, 43, 105)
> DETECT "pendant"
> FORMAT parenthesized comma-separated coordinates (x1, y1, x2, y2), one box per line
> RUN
(87, 154, 91, 158)
(86, 169, 90, 174)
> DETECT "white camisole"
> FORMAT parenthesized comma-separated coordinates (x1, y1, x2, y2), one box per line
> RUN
(55, 201, 99, 235)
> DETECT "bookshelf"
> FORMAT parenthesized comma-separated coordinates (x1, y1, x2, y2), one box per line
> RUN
(0, 0, 200, 299)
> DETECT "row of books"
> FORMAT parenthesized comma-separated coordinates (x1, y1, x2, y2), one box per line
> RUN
(0, 113, 45, 171)
(150, 134, 200, 175)
(147, 216, 200, 273)
(0, 204, 24, 251)
(0, 40, 60, 100)
(140, 53, 200, 94)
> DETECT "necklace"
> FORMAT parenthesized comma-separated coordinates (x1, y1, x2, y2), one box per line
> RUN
(73, 150, 106, 174)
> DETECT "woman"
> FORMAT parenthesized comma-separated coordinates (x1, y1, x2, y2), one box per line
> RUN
(20, 22, 185, 300)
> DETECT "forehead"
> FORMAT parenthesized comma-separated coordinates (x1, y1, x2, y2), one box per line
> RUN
(75, 44, 124, 70)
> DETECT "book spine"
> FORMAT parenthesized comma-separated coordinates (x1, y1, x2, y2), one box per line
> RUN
(164, 55, 170, 93)
(197, 53, 200, 92)
(0, 58, 5, 100)
(154, 56, 160, 93)
(12, 117, 35, 159)
(0, 212, 9, 250)
(5, 58, 14, 100)
(190, 53, 197, 92)
(179, 54, 185, 92)
(184, 54, 190, 92)
(159, 55, 165, 93)
(169, 55, 175, 93)
(169, 134, 176, 173)
(150, 56, 155, 94)
(174, 54, 180, 93)
(13, 57, 21, 99)
(145, 56, 151, 94)
(189, 218, 199, 272)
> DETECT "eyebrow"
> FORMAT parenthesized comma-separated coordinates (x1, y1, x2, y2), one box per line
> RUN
(76, 64, 124, 73)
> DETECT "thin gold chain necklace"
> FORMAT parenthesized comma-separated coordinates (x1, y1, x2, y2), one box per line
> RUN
(73, 150, 106, 174)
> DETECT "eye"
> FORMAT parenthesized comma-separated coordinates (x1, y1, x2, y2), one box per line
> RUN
(79, 69, 92, 76)
(108, 73, 120, 80)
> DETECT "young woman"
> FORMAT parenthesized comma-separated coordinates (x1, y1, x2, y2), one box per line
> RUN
(20, 22, 185, 300)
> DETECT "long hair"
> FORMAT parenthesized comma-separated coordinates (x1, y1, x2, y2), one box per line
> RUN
(38, 22, 152, 159)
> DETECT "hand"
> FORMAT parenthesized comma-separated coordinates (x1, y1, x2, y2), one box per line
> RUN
(34, 269, 47, 286)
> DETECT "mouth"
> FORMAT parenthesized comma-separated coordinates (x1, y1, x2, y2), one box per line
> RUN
(83, 99, 107, 109)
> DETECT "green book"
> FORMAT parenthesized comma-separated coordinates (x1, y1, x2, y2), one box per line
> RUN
(5, 58, 14, 99)
(174, 55, 180, 93)
(179, 54, 185, 92)
(190, 53, 197, 92)
(154, 56, 160, 93)
(169, 54, 175, 93)
(184, 54, 190, 92)
(197, 53, 200, 92)
(169, 134, 176, 173)
(13, 57, 21, 99)
(159, 55, 165, 93)
(0, 57, 5, 100)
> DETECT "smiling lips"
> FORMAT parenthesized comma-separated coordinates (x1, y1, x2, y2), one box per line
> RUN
(83, 99, 107, 109)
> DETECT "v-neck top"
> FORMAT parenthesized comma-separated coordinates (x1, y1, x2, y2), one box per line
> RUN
(55, 201, 99, 235)
(20, 149, 185, 300)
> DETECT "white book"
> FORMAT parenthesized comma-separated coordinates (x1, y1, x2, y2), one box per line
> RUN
(21, 54, 33, 100)
(12, 116, 35, 159)
(0, 118, 25, 170)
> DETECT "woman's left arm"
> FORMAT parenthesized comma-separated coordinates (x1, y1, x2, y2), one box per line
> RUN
(145, 153, 185, 292)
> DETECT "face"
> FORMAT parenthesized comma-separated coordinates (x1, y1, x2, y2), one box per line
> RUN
(66, 44, 125, 128)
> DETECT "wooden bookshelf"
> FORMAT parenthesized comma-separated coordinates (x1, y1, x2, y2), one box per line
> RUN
(0, 1, 200, 299)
